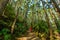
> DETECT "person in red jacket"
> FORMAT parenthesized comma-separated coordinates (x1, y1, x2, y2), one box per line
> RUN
(29, 26, 32, 32)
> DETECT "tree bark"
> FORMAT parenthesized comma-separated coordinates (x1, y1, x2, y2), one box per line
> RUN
(44, 10, 53, 40)
(0, 0, 9, 14)
(11, 8, 19, 34)
(50, 0, 60, 13)
(49, 9, 60, 40)
(41, 1, 53, 40)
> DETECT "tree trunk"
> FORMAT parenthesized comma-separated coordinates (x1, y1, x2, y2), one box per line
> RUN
(49, 9, 60, 40)
(41, 1, 53, 40)
(44, 9, 53, 40)
(0, 0, 9, 14)
(50, 0, 60, 13)
(11, 8, 19, 34)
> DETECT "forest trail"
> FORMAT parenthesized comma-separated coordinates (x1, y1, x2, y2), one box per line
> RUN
(16, 32, 40, 40)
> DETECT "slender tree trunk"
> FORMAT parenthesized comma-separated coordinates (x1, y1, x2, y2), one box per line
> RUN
(0, 0, 9, 14)
(41, 1, 53, 40)
(11, 17, 17, 34)
(45, 10, 53, 40)
(50, 0, 60, 13)
(50, 0, 60, 20)
(49, 9, 60, 40)
(11, 8, 19, 34)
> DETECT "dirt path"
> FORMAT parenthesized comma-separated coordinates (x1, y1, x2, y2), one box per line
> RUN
(16, 32, 40, 40)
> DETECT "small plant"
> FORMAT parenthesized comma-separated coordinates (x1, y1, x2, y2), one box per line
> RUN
(14, 22, 28, 37)
(33, 20, 49, 38)
(1, 28, 12, 40)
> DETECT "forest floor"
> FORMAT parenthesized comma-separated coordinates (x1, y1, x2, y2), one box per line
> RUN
(16, 32, 40, 40)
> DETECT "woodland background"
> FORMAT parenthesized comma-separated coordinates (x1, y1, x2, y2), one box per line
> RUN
(0, 0, 60, 40)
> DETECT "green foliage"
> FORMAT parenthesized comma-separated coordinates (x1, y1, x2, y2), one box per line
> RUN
(56, 20, 60, 33)
(5, 3, 15, 20)
(0, 28, 11, 40)
(0, 3, 15, 27)
(0, 3, 29, 39)
(0, 3, 15, 40)
(4, 34, 11, 40)
(14, 22, 28, 37)
(0, 0, 60, 40)
(1, 28, 10, 35)
(33, 20, 49, 33)
(3, 29, 11, 40)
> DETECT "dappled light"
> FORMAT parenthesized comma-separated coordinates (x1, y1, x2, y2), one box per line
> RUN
(0, 0, 60, 40)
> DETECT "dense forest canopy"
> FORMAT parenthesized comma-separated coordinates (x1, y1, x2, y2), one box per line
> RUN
(0, 0, 60, 40)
